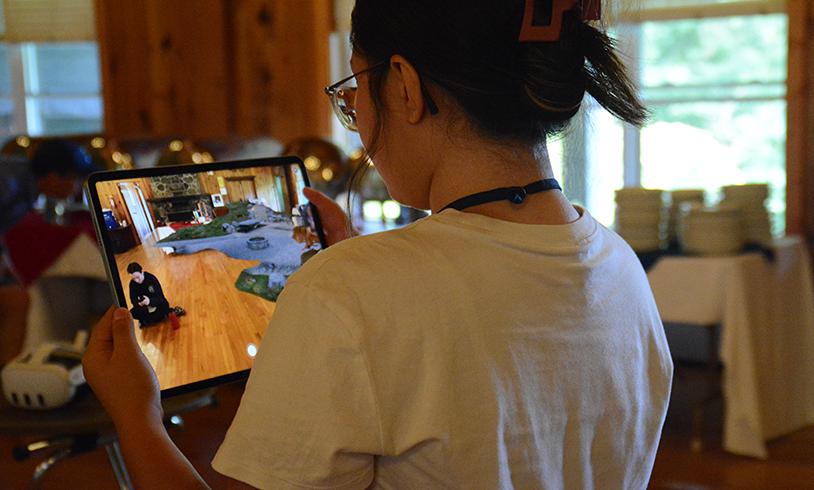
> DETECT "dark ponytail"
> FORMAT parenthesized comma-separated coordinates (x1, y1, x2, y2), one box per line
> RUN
(351, 0, 647, 146)
(574, 17, 648, 127)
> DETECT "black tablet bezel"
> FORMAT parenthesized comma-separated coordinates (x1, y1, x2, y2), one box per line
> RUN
(85, 156, 328, 398)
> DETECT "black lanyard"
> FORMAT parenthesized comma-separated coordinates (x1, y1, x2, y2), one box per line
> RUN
(439, 178, 562, 212)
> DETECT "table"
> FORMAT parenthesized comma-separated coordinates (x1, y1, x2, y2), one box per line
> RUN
(107, 225, 137, 254)
(647, 236, 814, 458)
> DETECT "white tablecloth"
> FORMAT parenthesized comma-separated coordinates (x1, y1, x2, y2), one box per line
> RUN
(647, 236, 814, 458)
(23, 234, 110, 350)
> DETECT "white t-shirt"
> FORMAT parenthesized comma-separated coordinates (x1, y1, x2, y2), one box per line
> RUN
(212, 207, 673, 489)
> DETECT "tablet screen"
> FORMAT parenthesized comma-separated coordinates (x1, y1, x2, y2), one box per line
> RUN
(89, 160, 323, 393)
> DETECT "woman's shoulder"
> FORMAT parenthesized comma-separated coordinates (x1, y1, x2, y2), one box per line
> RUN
(289, 219, 437, 287)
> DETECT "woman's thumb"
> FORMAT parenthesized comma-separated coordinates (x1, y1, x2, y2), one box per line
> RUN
(112, 308, 136, 345)
(303, 187, 329, 207)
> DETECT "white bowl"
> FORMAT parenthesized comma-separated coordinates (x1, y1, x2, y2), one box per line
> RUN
(616, 211, 663, 227)
(720, 198, 767, 212)
(682, 214, 742, 226)
(680, 216, 744, 248)
(722, 184, 769, 201)
(682, 233, 744, 256)
(671, 189, 705, 202)
(617, 225, 663, 240)
(615, 188, 665, 206)
(616, 187, 665, 198)
(739, 208, 770, 219)
(680, 203, 742, 225)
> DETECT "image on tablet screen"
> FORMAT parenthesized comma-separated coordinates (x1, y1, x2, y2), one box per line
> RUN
(94, 163, 321, 390)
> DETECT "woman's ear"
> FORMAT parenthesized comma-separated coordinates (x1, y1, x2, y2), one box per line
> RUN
(388, 55, 428, 124)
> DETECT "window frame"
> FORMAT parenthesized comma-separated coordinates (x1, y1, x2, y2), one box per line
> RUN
(0, 41, 103, 138)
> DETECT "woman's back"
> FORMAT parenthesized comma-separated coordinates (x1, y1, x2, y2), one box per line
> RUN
(81, 2, 674, 489)
(214, 208, 673, 489)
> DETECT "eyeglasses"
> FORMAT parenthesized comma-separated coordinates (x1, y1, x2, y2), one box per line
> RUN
(324, 60, 439, 132)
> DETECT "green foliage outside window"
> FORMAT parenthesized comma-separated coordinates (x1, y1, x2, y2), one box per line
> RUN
(637, 13, 787, 233)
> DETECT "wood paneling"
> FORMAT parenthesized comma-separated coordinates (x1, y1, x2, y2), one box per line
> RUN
(197, 166, 288, 210)
(786, 0, 814, 248)
(93, 177, 154, 244)
(96, 0, 153, 136)
(230, 0, 333, 141)
(225, 178, 258, 202)
(94, 180, 127, 223)
(96, 0, 231, 137)
(96, 0, 333, 143)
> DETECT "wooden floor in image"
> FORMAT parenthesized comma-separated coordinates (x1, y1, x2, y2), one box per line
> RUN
(114, 237, 277, 389)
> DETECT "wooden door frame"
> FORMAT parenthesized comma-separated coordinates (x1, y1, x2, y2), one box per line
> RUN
(787, 0, 814, 258)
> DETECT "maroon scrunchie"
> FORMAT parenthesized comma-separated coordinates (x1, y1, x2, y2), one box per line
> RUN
(519, 0, 602, 42)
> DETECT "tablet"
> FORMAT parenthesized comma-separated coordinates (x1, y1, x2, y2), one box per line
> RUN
(85, 157, 327, 396)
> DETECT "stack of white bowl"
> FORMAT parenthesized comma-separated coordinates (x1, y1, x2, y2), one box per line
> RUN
(721, 184, 773, 246)
(679, 202, 744, 256)
(667, 189, 705, 244)
(615, 188, 666, 252)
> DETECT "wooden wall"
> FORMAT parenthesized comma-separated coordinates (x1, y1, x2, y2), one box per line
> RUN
(198, 167, 288, 209)
(95, 0, 334, 144)
(95, 180, 128, 224)
(786, 0, 814, 247)
(94, 178, 154, 244)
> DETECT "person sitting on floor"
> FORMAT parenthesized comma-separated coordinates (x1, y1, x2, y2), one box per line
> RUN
(126, 262, 184, 327)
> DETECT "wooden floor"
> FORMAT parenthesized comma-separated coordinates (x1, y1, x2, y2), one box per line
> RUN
(2, 378, 814, 489)
(649, 366, 814, 489)
(114, 237, 277, 389)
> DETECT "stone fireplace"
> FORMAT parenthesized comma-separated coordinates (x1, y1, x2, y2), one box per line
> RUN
(149, 195, 213, 224)
(150, 174, 202, 198)
(148, 174, 212, 224)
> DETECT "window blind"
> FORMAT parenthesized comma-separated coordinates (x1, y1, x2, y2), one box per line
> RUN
(1, 0, 95, 42)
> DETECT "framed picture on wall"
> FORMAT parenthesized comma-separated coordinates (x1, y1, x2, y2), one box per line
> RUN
(211, 193, 225, 207)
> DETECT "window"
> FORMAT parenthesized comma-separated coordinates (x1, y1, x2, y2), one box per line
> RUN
(638, 14, 787, 234)
(0, 45, 15, 134)
(0, 41, 103, 138)
(644, 0, 751, 6)
(329, 32, 363, 154)
(328, 2, 788, 235)
(573, 3, 787, 234)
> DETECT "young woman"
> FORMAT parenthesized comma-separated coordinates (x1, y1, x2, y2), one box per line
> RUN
(83, 1, 673, 488)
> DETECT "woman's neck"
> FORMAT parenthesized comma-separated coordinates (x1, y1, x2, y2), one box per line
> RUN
(427, 141, 580, 225)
